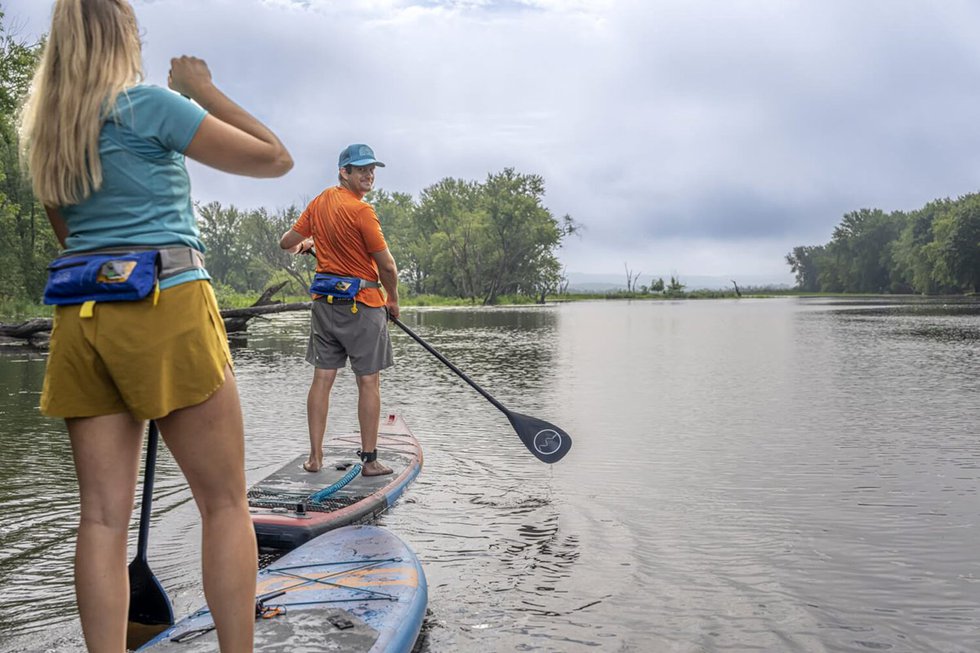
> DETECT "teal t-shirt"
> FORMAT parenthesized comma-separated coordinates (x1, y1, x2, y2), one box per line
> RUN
(61, 84, 210, 289)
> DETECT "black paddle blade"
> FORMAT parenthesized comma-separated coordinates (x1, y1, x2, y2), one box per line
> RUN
(390, 317, 571, 464)
(506, 411, 572, 464)
(128, 555, 174, 626)
(128, 420, 173, 645)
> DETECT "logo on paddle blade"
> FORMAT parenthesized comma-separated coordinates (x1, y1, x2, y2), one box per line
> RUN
(533, 429, 562, 456)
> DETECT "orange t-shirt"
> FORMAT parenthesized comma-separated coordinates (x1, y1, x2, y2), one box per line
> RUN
(291, 186, 388, 307)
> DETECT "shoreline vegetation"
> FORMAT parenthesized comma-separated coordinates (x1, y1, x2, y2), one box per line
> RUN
(3, 285, 975, 327)
(1, 13, 976, 343)
(5, 283, 977, 320)
(2, 287, 757, 324)
(4, 286, 977, 350)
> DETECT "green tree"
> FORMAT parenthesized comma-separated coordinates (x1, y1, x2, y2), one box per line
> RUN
(0, 14, 51, 302)
(529, 248, 564, 303)
(665, 276, 685, 297)
(892, 199, 950, 294)
(785, 245, 824, 292)
(371, 189, 423, 293)
(237, 205, 312, 293)
(787, 194, 980, 295)
(480, 169, 575, 304)
(413, 177, 487, 300)
(829, 208, 905, 292)
(931, 196, 980, 293)
(251, 205, 314, 292)
(196, 201, 252, 291)
(381, 169, 575, 304)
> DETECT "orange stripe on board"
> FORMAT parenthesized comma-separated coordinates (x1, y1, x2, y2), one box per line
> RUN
(257, 566, 419, 595)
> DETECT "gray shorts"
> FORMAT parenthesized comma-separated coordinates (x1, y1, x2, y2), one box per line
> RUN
(306, 300, 394, 375)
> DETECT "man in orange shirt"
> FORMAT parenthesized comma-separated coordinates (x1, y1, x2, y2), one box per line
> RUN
(280, 144, 400, 476)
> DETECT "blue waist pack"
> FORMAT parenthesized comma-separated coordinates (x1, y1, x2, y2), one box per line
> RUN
(309, 273, 380, 300)
(43, 250, 160, 307)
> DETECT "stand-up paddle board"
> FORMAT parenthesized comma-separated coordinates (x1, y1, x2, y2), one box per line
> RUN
(249, 413, 422, 550)
(137, 524, 427, 652)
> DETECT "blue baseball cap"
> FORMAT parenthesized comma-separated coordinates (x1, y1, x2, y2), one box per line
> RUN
(338, 143, 385, 168)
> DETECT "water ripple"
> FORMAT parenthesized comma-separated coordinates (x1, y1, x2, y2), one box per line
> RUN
(2, 298, 979, 652)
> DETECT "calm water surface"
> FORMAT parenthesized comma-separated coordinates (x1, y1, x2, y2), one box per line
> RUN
(1, 297, 978, 652)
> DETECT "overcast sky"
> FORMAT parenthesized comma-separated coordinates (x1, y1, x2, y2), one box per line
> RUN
(6, 0, 980, 284)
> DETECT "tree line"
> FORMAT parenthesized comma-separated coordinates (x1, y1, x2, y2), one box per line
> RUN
(785, 197, 980, 295)
(190, 169, 577, 307)
(371, 172, 577, 304)
(0, 13, 575, 307)
(0, 13, 56, 304)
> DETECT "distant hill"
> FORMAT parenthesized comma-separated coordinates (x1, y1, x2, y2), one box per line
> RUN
(565, 272, 794, 292)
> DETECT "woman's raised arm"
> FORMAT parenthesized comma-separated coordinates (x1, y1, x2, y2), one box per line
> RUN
(169, 56, 293, 178)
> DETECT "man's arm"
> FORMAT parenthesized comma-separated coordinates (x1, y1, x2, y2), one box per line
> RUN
(279, 229, 313, 255)
(371, 248, 400, 319)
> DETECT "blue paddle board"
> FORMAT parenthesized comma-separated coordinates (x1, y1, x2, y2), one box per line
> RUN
(137, 524, 427, 652)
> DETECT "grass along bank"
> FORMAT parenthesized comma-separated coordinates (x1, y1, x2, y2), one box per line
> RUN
(2, 284, 828, 323)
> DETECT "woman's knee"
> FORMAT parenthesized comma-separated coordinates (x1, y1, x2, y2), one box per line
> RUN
(194, 492, 250, 523)
(78, 503, 134, 533)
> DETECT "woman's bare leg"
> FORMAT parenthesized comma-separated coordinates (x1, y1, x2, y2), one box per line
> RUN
(68, 413, 145, 653)
(157, 367, 255, 653)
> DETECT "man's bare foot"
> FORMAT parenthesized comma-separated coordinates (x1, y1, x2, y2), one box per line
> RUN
(362, 460, 393, 476)
(302, 459, 321, 473)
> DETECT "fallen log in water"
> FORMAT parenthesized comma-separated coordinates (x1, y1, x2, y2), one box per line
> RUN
(0, 318, 52, 339)
(220, 301, 311, 319)
(0, 318, 53, 349)
(0, 283, 310, 349)
(222, 301, 311, 334)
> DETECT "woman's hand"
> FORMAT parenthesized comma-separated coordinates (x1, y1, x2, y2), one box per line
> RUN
(177, 57, 294, 178)
(168, 56, 213, 100)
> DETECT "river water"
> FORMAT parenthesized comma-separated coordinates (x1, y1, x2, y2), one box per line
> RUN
(0, 297, 978, 652)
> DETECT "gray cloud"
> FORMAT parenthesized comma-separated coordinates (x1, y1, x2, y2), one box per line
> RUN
(6, 0, 979, 283)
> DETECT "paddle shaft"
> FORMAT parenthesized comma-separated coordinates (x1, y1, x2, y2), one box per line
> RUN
(389, 316, 572, 464)
(136, 420, 160, 560)
(390, 317, 511, 417)
(127, 420, 173, 644)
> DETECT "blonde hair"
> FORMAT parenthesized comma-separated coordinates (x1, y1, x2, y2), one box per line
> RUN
(18, 0, 143, 207)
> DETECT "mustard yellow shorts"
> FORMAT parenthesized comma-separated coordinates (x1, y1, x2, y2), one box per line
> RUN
(40, 280, 233, 421)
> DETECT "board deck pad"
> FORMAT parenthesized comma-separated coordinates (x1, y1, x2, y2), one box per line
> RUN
(249, 414, 422, 550)
(137, 525, 427, 653)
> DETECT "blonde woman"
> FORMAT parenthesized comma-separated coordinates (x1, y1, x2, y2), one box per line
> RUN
(19, 1, 292, 651)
